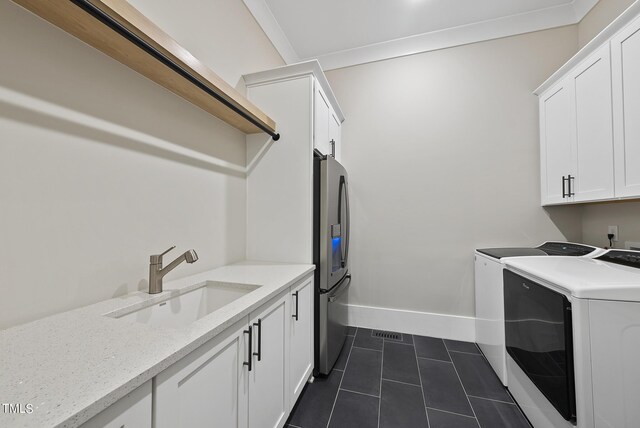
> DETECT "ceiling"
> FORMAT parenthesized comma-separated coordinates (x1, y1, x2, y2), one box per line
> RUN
(243, 0, 600, 70)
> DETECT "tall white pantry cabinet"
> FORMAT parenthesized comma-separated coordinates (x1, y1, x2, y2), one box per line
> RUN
(243, 61, 345, 265)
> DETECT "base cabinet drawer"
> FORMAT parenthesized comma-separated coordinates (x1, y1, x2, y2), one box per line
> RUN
(81, 381, 151, 428)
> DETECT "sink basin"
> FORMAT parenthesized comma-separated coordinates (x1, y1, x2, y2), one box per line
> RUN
(114, 281, 260, 328)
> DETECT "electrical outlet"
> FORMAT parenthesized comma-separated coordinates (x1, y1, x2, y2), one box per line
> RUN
(608, 225, 619, 242)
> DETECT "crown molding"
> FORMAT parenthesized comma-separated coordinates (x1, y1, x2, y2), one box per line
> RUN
(534, 0, 640, 95)
(245, 0, 600, 71)
(242, 0, 299, 64)
(243, 60, 345, 122)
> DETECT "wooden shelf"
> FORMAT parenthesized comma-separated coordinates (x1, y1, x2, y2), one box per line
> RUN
(13, 0, 278, 137)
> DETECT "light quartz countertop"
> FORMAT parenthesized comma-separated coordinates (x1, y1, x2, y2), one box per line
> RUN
(0, 261, 315, 428)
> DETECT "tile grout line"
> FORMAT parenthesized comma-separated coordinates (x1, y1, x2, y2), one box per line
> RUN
(352, 345, 383, 352)
(412, 334, 431, 428)
(377, 339, 384, 428)
(326, 327, 356, 428)
(426, 406, 478, 419)
(448, 349, 482, 356)
(416, 355, 453, 364)
(444, 341, 481, 428)
(381, 377, 421, 388)
(467, 394, 515, 405)
(384, 340, 414, 346)
(339, 387, 380, 399)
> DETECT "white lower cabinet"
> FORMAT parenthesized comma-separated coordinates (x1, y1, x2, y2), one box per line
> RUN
(289, 278, 314, 407)
(248, 292, 289, 428)
(153, 273, 313, 428)
(81, 381, 151, 428)
(154, 317, 249, 428)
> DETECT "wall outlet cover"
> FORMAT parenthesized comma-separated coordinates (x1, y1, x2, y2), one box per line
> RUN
(608, 225, 619, 242)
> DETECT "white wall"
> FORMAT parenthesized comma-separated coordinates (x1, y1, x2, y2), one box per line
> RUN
(0, 0, 283, 329)
(578, 0, 636, 48)
(127, 0, 283, 90)
(326, 26, 583, 318)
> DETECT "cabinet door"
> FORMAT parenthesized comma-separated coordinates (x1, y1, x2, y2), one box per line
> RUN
(329, 111, 342, 161)
(540, 79, 576, 205)
(289, 277, 314, 407)
(249, 293, 289, 428)
(571, 45, 615, 202)
(154, 318, 249, 428)
(612, 17, 640, 198)
(314, 86, 331, 156)
(81, 381, 151, 428)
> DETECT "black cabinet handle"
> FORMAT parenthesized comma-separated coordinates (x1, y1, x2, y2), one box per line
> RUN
(562, 175, 567, 198)
(253, 319, 262, 362)
(292, 291, 299, 321)
(568, 175, 575, 197)
(243, 326, 252, 371)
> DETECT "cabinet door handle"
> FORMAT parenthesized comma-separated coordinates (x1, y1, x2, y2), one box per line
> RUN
(568, 175, 575, 197)
(292, 291, 299, 321)
(330, 139, 336, 158)
(253, 318, 262, 362)
(243, 326, 252, 371)
(562, 175, 567, 198)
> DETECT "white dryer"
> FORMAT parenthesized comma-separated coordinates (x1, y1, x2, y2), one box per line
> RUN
(504, 250, 640, 428)
(474, 242, 603, 386)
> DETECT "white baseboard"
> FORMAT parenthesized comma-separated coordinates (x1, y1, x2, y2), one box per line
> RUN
(347, 304, 476, 342)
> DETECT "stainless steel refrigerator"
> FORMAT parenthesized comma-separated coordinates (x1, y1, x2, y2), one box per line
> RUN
(313, 151, 351, 376)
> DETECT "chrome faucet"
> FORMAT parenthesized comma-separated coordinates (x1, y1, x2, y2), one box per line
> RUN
(149, 246, 199, 294)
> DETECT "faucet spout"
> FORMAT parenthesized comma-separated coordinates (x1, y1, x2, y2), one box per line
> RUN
(148, 247, 199, 294)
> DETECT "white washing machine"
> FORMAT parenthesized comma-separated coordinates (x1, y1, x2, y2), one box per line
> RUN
(504, 250, 640, 428)
(474, 242, 603, 386)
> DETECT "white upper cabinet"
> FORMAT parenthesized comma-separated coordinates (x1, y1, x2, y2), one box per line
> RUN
(536, 3, 640, 206)
(612, 16, 640, 198)
(314, 86, 332, 157)
(314, 84, 342, 160)
(329, 111, 342, 161)
(540, 79, 576, 205)
(540, 46, 614, 205)
(571, 45, 615, 202)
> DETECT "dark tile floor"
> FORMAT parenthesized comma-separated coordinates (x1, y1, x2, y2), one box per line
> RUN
(286, 327, 531, 428)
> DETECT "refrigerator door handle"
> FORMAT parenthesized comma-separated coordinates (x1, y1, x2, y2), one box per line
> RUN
(338, 176, 350, 268)
(328, 274, 351, 303)
(344, 179, 350, 268)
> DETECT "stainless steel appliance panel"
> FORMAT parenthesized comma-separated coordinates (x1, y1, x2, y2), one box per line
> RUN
(318, 274, 351, 374)
(319, 156, 350, 292)
(315, 153, 351, 376)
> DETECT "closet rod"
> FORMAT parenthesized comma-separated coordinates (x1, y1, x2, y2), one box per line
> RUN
(69, 0, 281, 141)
